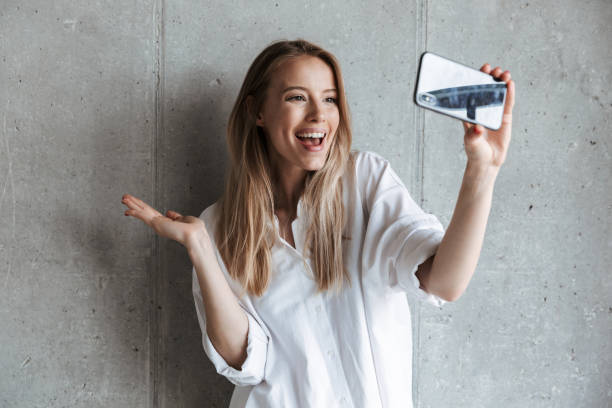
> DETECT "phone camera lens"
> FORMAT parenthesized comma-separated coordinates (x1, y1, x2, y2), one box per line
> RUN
(420, 93, 435, 104)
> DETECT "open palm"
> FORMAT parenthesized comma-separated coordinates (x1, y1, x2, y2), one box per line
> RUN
(462, 63, 516, 169)
(121, 193, 206, 247)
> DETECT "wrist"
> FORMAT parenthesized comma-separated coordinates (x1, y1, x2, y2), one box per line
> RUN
(462, 162, 499, 196)
(186, 228, 214, 260)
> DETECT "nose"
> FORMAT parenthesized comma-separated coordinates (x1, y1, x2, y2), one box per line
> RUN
(307, 99, 326, 122)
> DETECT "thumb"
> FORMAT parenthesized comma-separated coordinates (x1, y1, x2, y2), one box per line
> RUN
(166, 210, 182, 220)
(465, 124, 483, 142)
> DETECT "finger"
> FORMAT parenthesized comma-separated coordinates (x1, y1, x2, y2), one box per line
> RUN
(504, 79, 515, 115)
(122, 194, 141, 205)
(129, 195, 150, 210)
(501, 70, 511, 82)
(471, 124, 483, 136)
(122, 196, 144, 211)
(121, 194, 145, 210)
(464, 123, 484, 144)
(461, 120, 470, 132)
(124, 209, 141, 218)
(124, 207, 149, 220)
(166, 210, 182, 220)
(491, 66, 503, 79)
(481, 63, 491, 74)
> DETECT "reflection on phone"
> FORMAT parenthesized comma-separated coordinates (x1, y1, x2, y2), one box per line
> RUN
(418, 83, 506, 120)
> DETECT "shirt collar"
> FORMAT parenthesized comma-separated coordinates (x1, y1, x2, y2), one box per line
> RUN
(272, 196, 304, 225)
(271, 197, 304, 250)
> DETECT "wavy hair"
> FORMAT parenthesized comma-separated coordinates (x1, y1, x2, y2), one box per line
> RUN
(216, 39, 353, 298)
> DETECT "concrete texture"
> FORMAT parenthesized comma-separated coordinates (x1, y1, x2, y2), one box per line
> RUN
(0, 0, 609, 407)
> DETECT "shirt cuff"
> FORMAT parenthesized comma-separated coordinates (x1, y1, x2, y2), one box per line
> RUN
(202, 310, 268, 386)
(396, 227, 448, 308)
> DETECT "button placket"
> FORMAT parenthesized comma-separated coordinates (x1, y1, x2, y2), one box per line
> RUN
(312, 291, 351, 406)
(315, 316, 348, 406)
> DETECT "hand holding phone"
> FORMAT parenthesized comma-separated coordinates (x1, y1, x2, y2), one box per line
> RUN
(415, 52, 515, 168)
(415, 52, 507, 130)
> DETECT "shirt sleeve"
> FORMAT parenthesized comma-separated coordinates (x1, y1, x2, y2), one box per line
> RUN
(359, 151, 449, 307)
(192, 267, 269, 386)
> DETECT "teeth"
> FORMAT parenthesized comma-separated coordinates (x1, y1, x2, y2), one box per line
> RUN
(296, 132, 325, 138)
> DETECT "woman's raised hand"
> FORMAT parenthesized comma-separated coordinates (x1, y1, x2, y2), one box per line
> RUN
(461, 63, 515, 170)
(121, 193, 208, 248)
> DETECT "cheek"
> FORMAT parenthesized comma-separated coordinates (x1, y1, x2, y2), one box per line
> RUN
(333, 111, 340, 128)
(266, 107, 296, 136)
(277, 102, 300, 117)
(330, 111, 341, 135)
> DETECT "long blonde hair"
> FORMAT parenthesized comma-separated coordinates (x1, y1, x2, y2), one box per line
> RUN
(216, 39, 353, 298)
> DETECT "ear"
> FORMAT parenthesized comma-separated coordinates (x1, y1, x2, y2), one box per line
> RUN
(246, 95, 264, 127)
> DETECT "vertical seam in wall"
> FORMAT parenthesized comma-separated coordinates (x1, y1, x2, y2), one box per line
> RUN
(151, 0, 164, 407)
(414, 0, 428, 407)
(419, 0, 428, 201)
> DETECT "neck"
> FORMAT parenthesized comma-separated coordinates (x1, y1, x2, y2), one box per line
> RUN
(269, 159, 307, 214)
(272, 168, 306, 214)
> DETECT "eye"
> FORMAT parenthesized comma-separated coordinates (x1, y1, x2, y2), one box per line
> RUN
(287, 95, 306, 101)
(287, 95, 338, 104)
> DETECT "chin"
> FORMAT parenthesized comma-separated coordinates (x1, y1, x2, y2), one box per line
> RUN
(298, 155, 328, 172)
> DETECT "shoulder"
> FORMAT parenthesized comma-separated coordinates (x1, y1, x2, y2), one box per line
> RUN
(199, 201, 218, 221)
(350, 149, 390, 171)
(350, 149, 399, 184)
(349, 149, 404, 197)
(198, 201, 221, 238)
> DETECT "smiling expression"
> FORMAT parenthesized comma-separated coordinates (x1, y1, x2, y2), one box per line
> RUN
(255, 55, 340, 174)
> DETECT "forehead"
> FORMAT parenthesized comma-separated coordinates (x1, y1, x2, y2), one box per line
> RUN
(271, 56, 337, 91)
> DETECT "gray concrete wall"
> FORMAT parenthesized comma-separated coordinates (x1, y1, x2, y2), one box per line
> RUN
(1, 0, 609, 407)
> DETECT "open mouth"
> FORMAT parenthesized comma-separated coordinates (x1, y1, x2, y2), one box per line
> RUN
(295, 133, 326, 147)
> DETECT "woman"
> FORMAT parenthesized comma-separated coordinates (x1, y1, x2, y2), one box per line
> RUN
(121, 39, 514, 407)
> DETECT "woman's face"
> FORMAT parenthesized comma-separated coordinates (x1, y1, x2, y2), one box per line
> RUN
(255, 55, 340, 174)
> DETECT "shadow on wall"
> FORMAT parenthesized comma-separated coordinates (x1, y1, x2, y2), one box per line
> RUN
(158, 68, 235, 406)
(62, 66, 237, 405)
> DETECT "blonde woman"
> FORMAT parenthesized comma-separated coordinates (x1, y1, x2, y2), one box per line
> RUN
(121, 39, 515, 407)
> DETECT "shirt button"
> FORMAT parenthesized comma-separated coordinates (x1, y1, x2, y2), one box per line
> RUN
(340, 396, 347, 404)
(315, 305, 322, 313)
(327, 350, 334, 358)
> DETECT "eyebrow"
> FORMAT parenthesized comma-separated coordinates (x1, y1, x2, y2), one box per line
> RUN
(281, 86, 337, 94)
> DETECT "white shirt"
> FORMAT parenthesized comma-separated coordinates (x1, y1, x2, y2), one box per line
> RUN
(192, 150, 451, 408)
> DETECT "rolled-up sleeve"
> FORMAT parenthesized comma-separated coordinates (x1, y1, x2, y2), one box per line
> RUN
(192, 267, 268, 386)
(359, 151, 449, 307)
(394, 224, 447, 307)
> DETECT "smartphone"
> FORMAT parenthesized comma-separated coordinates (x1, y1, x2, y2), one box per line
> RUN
(414, 51, 507, 130)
